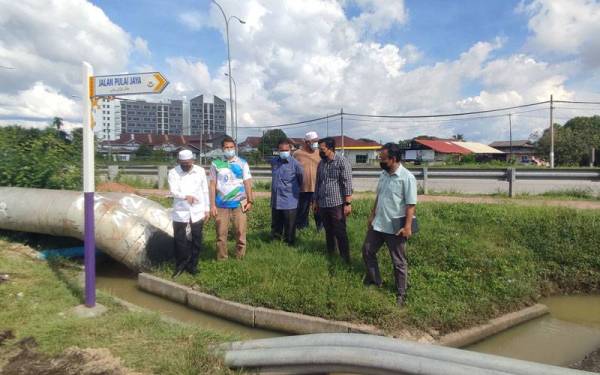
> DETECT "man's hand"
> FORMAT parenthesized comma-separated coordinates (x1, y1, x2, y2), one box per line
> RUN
(243, 201, 253, 212)
(367, 214, 375, 229)
(185, 195, 197, 205)
(312, 202, 319, 213)
(210, 206, 218, 218)
(343, 204, 352, 217)
(396, 225, 412, 238)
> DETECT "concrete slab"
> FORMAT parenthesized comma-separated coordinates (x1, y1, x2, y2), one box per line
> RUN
(187, 290, 255, 327)
(137, 273, 190, 304)
(70, 303, 108, 318)
(254, 307, 350, 334)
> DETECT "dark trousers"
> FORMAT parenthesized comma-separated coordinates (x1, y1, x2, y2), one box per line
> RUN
(320, 205, 350, 263)
(362, 229, 407, 297)
(296, 192, 323, 230)
(173, 220, 204, 272)
(271, 208, 298, 244)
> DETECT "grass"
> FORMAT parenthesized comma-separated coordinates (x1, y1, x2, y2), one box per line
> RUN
(252, 180, 271, 192)
(116, 175, 158, 189)
(150, 198, 600, 335)
(0, 237, 233, 374)
(426, 188, 600, 201)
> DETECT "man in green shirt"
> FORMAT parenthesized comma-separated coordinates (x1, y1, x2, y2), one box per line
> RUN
(362, 143, 417, 307)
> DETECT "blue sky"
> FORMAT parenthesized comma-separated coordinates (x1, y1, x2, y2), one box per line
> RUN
(2, 0, 600, 142)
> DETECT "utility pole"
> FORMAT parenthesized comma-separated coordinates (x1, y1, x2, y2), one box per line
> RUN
(550, 94, 554, 168)
(508, 113, 513, 162)
(340, 108, 344, 156)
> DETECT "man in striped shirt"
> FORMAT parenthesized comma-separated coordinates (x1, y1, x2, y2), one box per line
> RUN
(314, 137, 353, 263)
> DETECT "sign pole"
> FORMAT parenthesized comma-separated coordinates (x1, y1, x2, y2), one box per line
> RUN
(82, 61, 96, 307)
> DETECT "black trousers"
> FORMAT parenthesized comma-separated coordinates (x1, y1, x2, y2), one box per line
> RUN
(320, 205, 350, 263)
(362, 229, 407, 297)
(173, 220, 204, 272)
(296, 192, 323, 230)
(271, 208, 298, 244)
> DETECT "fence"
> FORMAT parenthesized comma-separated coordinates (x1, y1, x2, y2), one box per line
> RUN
(96, 165, 600, 197)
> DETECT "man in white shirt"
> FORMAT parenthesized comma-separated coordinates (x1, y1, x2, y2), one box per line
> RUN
(168, 149, 210, 277)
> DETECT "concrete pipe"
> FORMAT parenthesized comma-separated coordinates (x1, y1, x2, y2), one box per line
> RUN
(0, 187, 174, 271)
(223, 334, 595, 375)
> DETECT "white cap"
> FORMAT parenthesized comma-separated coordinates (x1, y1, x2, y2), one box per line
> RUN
(178, 149, 194, 160)
(304, 131, 319, 141)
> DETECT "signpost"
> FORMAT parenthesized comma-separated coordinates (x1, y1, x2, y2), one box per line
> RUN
(82, 64, 169, 308)
(91, 72, 169, 97)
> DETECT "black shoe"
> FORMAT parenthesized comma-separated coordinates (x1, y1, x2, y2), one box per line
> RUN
(363, 276, 382, 288)
(187, 267, 199, 276)
(172, 268, 184, 278)
(396, 295, 405, 307)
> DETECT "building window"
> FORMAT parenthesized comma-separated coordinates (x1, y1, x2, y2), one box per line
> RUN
(355, 154, 368, 164)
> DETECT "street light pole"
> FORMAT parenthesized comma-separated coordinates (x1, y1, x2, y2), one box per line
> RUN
(225, 73, 238, 141)
(212, 0, 245, 139)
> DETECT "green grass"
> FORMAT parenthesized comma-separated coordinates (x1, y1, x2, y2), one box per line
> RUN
(0, 240, 233, 374)
(252, 180, 271, 192)
(152, 198, 600, 335)
(427, 188, 600, 201)
(116, 175, 158, 189)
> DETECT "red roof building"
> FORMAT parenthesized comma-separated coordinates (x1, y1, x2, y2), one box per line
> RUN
(414, 139, 472, 155)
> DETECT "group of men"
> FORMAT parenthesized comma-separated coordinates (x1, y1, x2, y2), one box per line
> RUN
(168, 132, 417, 306)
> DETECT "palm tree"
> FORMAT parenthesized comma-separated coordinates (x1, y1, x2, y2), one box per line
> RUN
(52, 117, 63, 131)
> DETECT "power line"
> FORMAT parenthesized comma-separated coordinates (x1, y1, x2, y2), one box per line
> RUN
(554, 100, 600, 105)
(241, 113, 340, 129)
(344, 101, 549, 119)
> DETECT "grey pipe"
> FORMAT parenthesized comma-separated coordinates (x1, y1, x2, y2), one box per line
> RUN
(0, 187, 173, 271)
(222, 334, 595, 375)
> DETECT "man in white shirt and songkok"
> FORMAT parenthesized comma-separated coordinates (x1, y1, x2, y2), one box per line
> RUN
(168, 149, 210, 277)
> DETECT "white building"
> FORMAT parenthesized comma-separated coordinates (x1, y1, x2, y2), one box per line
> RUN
(93, 98, 121, 141)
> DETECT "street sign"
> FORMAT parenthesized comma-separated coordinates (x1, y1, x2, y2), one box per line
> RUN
(90, 72, 168, 97)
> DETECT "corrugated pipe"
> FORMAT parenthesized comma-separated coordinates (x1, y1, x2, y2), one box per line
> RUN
(221, 333, 595, 375)
(0, 187, 173, 271)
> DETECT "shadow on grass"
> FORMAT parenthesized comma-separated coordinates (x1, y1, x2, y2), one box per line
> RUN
(47, 258, 84, 304)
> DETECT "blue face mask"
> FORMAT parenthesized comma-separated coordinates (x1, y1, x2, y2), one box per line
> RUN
(311, 142, 319, 150)
(224, 149, 236, 159)
(279, 151, 290, 160)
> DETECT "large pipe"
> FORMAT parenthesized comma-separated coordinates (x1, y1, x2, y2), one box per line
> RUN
(0, 187, 173, 271)
(222, 334, 595, 375)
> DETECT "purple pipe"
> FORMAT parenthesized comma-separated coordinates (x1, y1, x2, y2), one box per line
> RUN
(84, 191, 95, 307)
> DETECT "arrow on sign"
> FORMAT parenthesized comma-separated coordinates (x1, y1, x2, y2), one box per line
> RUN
(90, 72, 169, 97)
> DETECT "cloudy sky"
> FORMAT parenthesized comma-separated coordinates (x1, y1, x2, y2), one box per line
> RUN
(1, 0, 600, 143)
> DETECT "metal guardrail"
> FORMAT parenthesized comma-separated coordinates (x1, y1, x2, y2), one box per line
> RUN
(96, 165, 600, 197)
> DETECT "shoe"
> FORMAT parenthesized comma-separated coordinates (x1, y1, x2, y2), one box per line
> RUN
(362, 276, 382, 288)
(396, 296, 405, 307)
(172, 268, 185, 278)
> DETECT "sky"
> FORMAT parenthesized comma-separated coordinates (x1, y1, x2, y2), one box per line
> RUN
(2, 0, 600, 143)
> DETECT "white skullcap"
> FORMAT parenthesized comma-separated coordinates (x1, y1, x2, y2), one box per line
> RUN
(304, 131, 319, 141)
(178, 149, 194, 160)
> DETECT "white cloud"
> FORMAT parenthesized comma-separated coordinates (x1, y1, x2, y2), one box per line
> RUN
(133, 37, 151, 57)
(519, 0, 600, 67)
(0, 0, 151, 127)
(351, 0, 408, 35)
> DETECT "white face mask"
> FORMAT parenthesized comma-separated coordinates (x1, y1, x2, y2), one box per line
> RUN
(224, 149, 236, 159)
(311, 142, 319, 150)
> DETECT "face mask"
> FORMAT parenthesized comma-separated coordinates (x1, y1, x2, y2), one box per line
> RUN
(224, 149, 236, 159)
(311, 142, 319, 150)
(180, 164, 192, 172)
(379, 162, 390, 171)
(319, 150, 328, 160)
(279, 151, 290, 160)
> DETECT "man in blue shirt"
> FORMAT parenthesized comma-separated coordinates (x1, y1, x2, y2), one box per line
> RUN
(362, 143, 417, 307)
(271, 139, 304, 245)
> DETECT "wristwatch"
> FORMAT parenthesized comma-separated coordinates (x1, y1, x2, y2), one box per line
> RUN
(344, 202, 352, 206)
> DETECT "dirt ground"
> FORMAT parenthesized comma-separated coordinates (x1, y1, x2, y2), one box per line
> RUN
(0, 334, 142, 375)
(96, 182, 139, 194)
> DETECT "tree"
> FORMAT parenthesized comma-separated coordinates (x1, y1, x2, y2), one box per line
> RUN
(452, 134, 465, 141)
(135, 144, 153, 158)
(52, 117, 63, 131)
(536, 116, 600, 166)
(258, 129, 288, 156)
